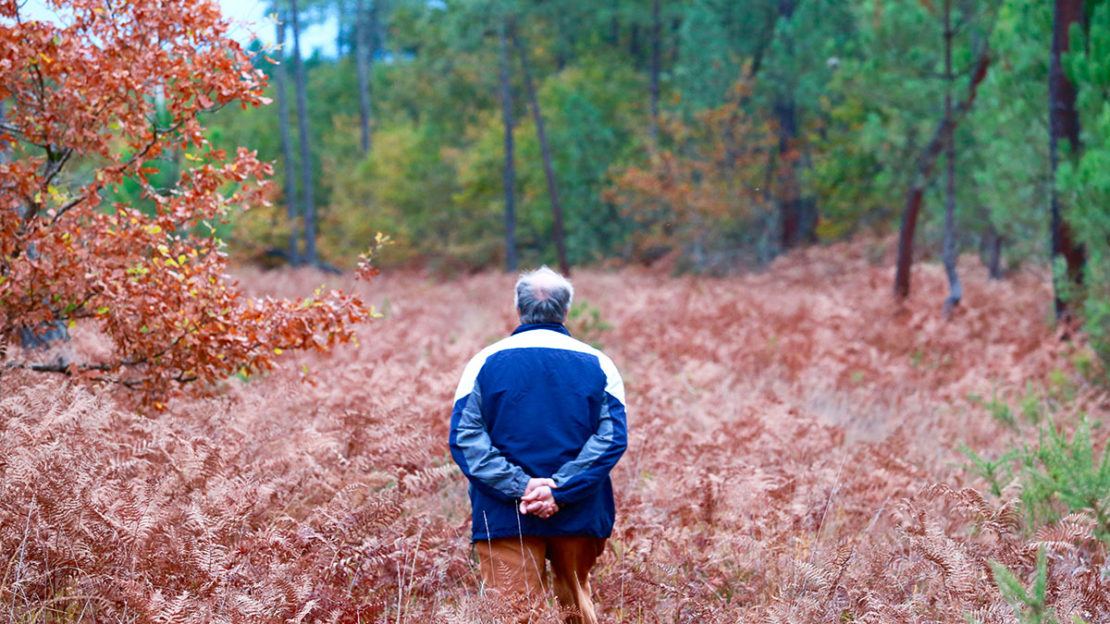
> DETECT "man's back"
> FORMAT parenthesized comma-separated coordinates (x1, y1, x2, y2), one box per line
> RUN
(450, 322, 626, 540)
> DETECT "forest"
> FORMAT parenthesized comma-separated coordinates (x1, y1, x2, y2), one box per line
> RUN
(205, 0, 1109, 337)
(1, 0, 1110, 621)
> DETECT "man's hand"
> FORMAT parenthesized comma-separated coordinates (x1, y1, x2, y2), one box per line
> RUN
(524, 478, 555, 498)
(520, 478, 557, 517)
(519, 481, 558, 519)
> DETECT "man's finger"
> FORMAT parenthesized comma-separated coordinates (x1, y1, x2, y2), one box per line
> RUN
(534, 501, 556, 517)
(521, 485, 550, 502)
(524, 478, 557, 497)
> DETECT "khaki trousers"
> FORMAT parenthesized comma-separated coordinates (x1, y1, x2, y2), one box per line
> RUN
(474, 535, 606, 624)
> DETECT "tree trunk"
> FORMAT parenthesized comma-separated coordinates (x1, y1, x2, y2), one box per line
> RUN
(630, 23, 642, 65)
(1048, 0, 1087, 319)
(774, 0, 809, 250)
(367, 0, 384, 57)
(649, 0, 661, 151)
(894, 52, 991, 299)
(671, 17, 681, 64)
(941, 0, 962, 318)
(607, 1, 619, 47)
(555, 17, 569, 71)
(981, 227, 1004, 280)
(274, 7, 300, 265)
(511, 25, 570, 276)
(355, 0, 373, 156)
(775, 97, 802, 249)
(289, 0, 317, 266)
(499, 20, 518, 272)
(336, 0, 348, 56)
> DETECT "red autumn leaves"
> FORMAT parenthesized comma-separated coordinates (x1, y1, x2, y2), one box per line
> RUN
(0, 0, 372, 404)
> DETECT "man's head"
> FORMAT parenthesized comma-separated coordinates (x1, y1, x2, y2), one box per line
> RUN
(514, 266, 574, 324)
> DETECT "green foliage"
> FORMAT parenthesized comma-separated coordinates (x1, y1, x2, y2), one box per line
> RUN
(812, 0, 946, 229)
(329, 122, 480, 269)
(990, 547, 1056, 624)
(1020, 418, 1110, 540)
(566, 299, 612, 349)
(969, 0, 1054, 268)
(542, 62, 644, 264)
(969, 388, 1017, 429)
(673, 1, 752, 111)
(970, 381, 1047, 429)
(1069, 348, 1099, 383)
(959, 443, 1019, 497)
(1058, 1, 1110, 367)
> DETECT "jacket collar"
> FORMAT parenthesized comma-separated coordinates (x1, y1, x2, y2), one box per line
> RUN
(512, 322, 570, 336)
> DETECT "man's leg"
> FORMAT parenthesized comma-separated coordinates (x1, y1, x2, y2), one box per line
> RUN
(545, 536, 606, 624)
(474, 536, 548, 611)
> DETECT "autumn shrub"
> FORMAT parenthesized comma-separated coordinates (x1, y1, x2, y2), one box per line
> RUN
(607, 81, 779, 272)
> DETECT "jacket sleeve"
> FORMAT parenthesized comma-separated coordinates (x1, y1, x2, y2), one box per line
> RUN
(550, 357, 628, 505)
(449, 362, 531, 503)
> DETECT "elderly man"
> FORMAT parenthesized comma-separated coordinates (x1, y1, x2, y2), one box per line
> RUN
(449, 266, 628, 623)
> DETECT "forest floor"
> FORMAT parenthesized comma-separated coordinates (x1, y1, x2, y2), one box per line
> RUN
(3, 237, 1109, 623)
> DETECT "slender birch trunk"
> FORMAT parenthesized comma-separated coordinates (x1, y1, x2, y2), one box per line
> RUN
(289, 0, 317, 266)
(498, 19, 518, 272)
(355, 0, 373, 156)
(649, 0, 661, 150)
(941, 0, 962, 318)
(274, 7, 300, 265)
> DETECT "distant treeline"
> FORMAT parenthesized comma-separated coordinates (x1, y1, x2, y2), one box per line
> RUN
(198, 0, 1107, 352)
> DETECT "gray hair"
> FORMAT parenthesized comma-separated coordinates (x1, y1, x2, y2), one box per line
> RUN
(514, 266, 574, 324)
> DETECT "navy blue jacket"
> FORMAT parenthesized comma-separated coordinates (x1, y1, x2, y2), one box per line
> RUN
(449, 323, 628, 541)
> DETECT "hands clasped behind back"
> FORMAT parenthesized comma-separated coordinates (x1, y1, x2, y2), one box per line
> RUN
(520, 477, 559, 519)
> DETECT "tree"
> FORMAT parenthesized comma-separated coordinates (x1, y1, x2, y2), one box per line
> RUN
(649, 0, 662, 149)
(772, 0, 812, 249)
(967, 0, 1053, 281)
(498, 18, 519, 272)
(1048, 0, 1087, 320)
(893, 40, 992, 299)
(273, 6, 301, 265)
(941, 0, 962, 317)
(609, 82, 778, 272)
(0, 0, 372, 405)
(354, 0, 374, 155)
(288, 0, 319, 266)
(1056, 0, 1110, 364)
(511, 21, 570, 275)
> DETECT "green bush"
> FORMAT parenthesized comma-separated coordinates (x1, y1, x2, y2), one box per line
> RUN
(566, 299, 612, 350)
(989, 547, 1056, 624)
(1020, 417, 1110, 540)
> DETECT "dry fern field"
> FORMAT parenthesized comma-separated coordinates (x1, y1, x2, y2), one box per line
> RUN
(3, 240, 1109, 623)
